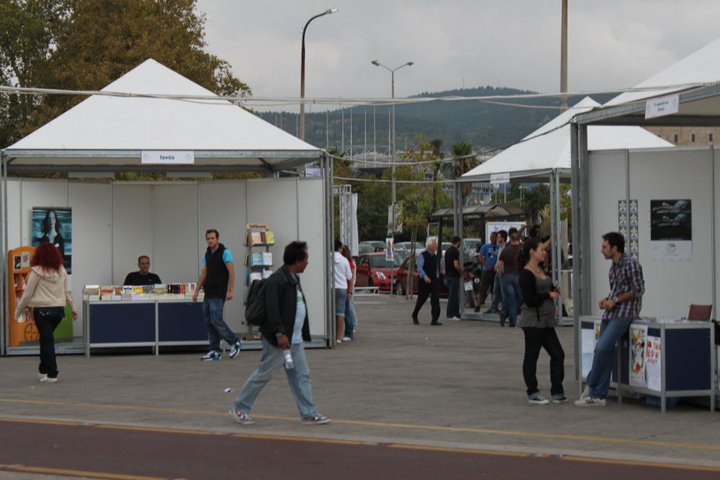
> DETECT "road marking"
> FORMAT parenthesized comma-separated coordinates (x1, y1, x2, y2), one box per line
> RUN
(2, 398, 720, 453)
(562, 456, 720, 473)
(0, 463, 168, 480)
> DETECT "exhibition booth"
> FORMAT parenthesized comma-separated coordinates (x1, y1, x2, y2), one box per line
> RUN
(571, 39, 720, 406)
(1, 59, 333, 355)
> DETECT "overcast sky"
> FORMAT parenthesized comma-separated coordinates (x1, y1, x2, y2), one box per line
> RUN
(196, 0, 720, 111)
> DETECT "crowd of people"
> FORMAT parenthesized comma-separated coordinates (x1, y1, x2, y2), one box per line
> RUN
(15, 225, 643, 422)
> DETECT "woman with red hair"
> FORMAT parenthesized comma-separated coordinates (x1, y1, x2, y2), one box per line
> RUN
(15, 243, 77, 383)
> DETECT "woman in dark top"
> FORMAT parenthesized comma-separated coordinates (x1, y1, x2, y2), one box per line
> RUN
(517, 238, 566, 405)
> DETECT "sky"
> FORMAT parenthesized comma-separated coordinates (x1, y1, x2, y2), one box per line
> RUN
(196, 0, 720, 111)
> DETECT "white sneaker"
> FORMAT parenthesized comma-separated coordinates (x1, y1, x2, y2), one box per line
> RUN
(447, 316, 461, 321)
(580, 385, 591, 399)
(40, 376, 58, 383)
(341, 336, 352, 342)
(574, 396, 606, 407)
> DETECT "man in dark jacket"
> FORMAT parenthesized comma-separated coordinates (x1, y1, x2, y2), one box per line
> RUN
(229, 241, 330, 425)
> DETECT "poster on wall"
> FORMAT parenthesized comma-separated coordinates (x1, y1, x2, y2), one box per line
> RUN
(645, 335, 662, 391)
(31, 207, 72, 274)
(649, 199, 692, 262)
(618, 200, 639, 260)
(629, 324, 648, 387)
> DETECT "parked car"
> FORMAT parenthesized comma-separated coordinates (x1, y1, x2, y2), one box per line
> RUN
(359, 240, 386, 252)
(394, 254, 449, 297)
(355, 252, 404, 291)
(395, 241, 424, 254)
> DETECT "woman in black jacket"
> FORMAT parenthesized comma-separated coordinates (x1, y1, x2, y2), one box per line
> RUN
(517, 238, 566, 405)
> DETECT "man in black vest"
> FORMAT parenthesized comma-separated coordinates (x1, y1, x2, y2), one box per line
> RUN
(193, 229, 242, 361)
(411, 237, 442, 326)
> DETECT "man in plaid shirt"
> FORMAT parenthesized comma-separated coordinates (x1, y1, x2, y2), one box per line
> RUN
(576, 232, 645, 407)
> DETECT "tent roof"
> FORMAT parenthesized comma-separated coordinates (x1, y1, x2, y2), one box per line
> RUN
(429, 202, 525, 221)
(577, 38, 720, 127)
(462, 97, 672, 182)
(3, 59, 322, 172)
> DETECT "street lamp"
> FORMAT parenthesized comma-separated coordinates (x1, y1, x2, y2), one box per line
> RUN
(371, 60, 413, 235)
(300, 8, 339, 141)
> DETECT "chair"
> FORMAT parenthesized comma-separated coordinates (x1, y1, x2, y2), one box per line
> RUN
(687, 304, 712, 321)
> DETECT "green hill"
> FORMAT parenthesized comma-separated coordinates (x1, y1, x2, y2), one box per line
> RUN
(256, 87, 614, 153)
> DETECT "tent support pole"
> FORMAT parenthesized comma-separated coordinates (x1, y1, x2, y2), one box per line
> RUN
(1, 152, 7, 355)
(324, 152, 336, 347)
(571, 122, 589, 385)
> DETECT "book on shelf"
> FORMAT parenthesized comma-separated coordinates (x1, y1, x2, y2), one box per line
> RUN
(249, 253, 264, 266)
(262, 252, 272, 266)
(249, 271, 263, 283)
(248, 231, 263, 246)
(263, 231, 275, 245)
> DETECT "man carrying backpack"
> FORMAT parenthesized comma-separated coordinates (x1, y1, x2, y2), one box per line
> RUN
(229, 241, 330, 425)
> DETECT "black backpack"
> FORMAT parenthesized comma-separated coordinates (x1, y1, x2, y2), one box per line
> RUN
(245, 278, 268, 326)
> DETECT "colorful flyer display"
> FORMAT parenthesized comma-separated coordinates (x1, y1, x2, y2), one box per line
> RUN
(629, 324, 648, 387)
(645, 335, 662, 391)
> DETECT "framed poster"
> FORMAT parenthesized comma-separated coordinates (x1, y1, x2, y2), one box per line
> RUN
(32, 207, 72, 274)
(649, 199, 691, 261)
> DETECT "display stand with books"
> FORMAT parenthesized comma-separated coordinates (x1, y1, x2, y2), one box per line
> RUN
(245, 223, 275, 286)
(245, 224, 274, 333)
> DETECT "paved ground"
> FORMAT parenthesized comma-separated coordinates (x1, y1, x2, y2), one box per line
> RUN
(1, 294, 719, 479)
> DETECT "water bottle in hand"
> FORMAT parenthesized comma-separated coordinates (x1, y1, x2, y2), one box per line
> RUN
(283, 349, 294, 370)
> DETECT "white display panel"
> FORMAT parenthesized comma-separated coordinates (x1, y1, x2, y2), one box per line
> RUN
(5, 177, 328, 342)
(587, 147, 714, 318)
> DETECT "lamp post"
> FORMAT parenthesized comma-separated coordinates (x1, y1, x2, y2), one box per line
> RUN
(371, 60, 413, 235)
(300, 8, 339, 141)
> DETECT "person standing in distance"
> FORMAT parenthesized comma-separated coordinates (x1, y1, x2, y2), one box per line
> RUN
(444, 236, 463, 321)
(576, 232, 645, 407)
(193, 229, 242, 361)
(229, 241, 330, 425)
(411, 237, 442, 326)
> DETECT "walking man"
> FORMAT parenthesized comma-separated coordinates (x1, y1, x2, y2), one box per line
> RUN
(229, 241, 330, 425)
(444, 236, 463, 321)
(411, 237, 442, 325)
(193, 229, 242, 361)
(575, 232, 645, 407)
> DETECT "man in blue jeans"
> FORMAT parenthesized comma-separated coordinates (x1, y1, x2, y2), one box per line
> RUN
(229, 241, 330, 425)
(576, 232, 645, 407)
(193, 229, 242, 361)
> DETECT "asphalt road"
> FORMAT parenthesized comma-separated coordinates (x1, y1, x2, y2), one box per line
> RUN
(2, 417, 720, 480)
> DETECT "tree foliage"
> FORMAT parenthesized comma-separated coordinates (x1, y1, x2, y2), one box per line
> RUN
(0, 0, 251, 148)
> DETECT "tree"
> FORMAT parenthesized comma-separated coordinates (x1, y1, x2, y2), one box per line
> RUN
(450, 141, 477, 198)
(395, 135, 449, 296)
(0, 0, 250, 148)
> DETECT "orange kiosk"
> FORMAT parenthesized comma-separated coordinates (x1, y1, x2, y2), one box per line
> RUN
(7, 246, 38, 346)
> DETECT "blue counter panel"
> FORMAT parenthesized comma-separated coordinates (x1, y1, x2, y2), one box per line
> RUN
(89, 303, 155, 343)
(158, 302, 206, 342)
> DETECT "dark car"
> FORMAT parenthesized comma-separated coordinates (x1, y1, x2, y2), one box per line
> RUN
(355, 252, 403, 291)
(394, 254, 449, 297)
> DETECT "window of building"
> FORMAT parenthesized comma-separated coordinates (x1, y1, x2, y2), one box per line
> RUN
(692, 134, 696, 143)
(710, 133, 714, 143)
(674, 134, 678, 143)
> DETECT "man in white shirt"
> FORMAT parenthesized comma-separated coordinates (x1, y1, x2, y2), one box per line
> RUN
(333, 240, 353, 343)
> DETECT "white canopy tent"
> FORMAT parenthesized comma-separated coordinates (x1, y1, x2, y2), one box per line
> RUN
(572, 37, 720, 319)
(1, 59, 333, 354)
(460, 97, 673, 321)
(3, 59, 323, 172)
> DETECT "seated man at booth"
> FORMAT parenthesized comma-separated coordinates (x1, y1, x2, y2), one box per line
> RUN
(123, 255, 162, 285)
